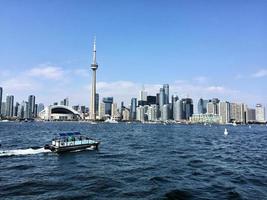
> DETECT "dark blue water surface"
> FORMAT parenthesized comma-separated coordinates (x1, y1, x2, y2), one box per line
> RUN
(0, 122, 266, 200)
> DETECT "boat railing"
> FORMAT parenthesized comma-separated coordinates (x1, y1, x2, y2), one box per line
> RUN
(53, 136, 96, 147)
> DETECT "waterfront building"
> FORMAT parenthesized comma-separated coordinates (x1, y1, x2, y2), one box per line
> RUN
(182, 98, 194, 120)
(147, 104, 158, 121)
(173, 99, 183, 121)
(162, 104, 169, 121)
(198, 98, 209, 114)
(6, 95, 14, 117)
(0, 87, 2, 116)
(17, 103, 24, 119)
(247, 108, 256, 122)
(90, 38, 98, 121)
(207, 102, 214, 114)
(23, 101, 29, 119)
(163, 84, 169, 104)
(98, 102, 105, 119)
(130, 98, 137, 120)
(159, 88, 164, 108)
(1, 102, 6, 117)
(256, 104, 266, 122)
(230, 103, 246, 123)
(34, 104, 38, 118)
(39, 105, 81, 121)
(171, 95, 179, 120)
(103, 97, 113, 115)
(122, 108, 130, 121)
(219, 101, 230, 124)
(28, 95, 36, 119)
(136, 106, 145, 122)
(95, 93, 99, 116)
(111, 103, 117, 119)
(14, 102, 20, 117)
(190, 114, 222, 124)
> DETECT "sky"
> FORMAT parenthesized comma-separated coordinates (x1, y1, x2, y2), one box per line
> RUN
(0, 0, 266, 109)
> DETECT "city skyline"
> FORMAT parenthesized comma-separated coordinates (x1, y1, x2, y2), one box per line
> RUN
(0, 1, 266, 108)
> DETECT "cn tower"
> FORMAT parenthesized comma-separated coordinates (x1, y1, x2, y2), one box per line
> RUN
(90, 37, 98, 121)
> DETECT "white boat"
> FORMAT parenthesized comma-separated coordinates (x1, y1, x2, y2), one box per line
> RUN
(232, 122, 237, 126)
(104, 118, 118, 124)
(44, 132, 100, 153)
(224, 128, 228, 135)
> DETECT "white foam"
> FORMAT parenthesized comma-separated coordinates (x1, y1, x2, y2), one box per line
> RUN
(0, 147, 51, 157)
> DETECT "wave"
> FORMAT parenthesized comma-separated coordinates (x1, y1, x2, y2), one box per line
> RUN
(0, 147, 51, 157)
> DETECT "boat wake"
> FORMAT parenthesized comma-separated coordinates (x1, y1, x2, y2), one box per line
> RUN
(0, 147, 51, 157)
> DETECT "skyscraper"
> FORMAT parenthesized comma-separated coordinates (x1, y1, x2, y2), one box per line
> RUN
(219, 101, 230, 124)
(198, 98, 209, 114)
(139, 86, 148, 101)
(163, 84, 169, 104)
(90, 38, 98, 121)
(159, 88, 164, 108)
(130, 98, 137, 120)
(173, 99, 183, 121)
(256, 104, 266, 122)
(247, 108, 256, 122)
(162, 104, 170, 121)
(102, 97, 113, 115)
(171, 95, 179, 119)
(95, 93, 99, 116)
(0, 87, 2, 116)
(6, 95, 14, 117)
(28, 95, 36, 119)
(182, 98, 194, 120)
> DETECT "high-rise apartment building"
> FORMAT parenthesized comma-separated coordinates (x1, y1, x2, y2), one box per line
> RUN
(256, 104, 266, 122)
(182, 98, 194, 120)
(247, 108, 256, 122)
(0, 87, 2, 116)
(163, 84, 169, 104)
(136, 106, 145, 122)
(219, 101, 230, 124)
(28, 95, 36, 119)
(6, 95, 14, 117)
(130, 98, 137, 120)
(198, 98, 209, 114)
(102, 97, 113, 115)
(162, 104, 170, 121)
(173, 99, 183, 121)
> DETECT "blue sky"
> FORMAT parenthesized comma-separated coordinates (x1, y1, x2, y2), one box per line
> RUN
(0, 0, 266, 108)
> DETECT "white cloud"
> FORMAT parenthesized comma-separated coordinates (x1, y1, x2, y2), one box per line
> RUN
(28, 65, 64, 80)
(74, 68, 90, 77)
(193, 76, 207, 83)
(252, 69, 267, 78)
(1, 78, 40, 92)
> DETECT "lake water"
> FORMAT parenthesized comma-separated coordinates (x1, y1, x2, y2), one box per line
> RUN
(0, 122, 266, 200)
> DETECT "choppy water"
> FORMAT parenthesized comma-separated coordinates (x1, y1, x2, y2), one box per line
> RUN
(0, 122, 266, 200)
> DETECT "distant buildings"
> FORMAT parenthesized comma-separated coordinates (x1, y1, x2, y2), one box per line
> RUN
(256, 104, 266, 122)
(6, 95, 14, 117)
(130, 98, 137, 120)
(0, 87, 2, 116)
(102, 97, 113, 116)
